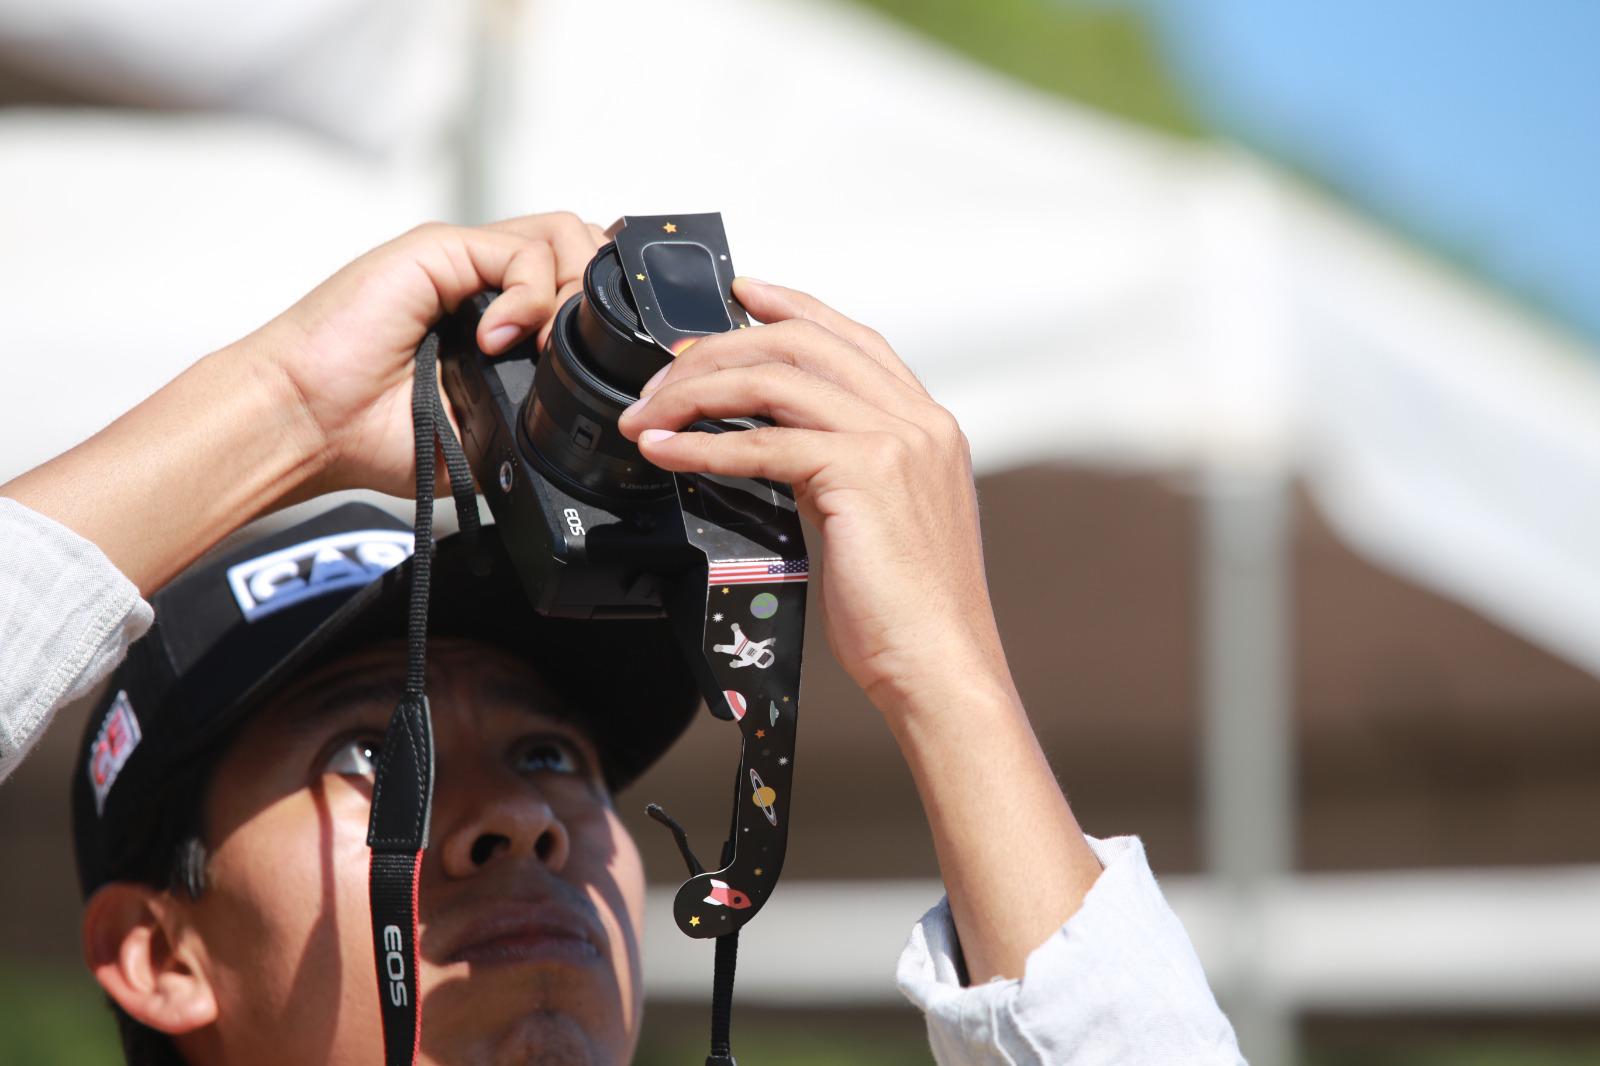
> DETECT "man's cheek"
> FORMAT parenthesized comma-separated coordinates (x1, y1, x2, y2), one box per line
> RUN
(214, 787, 371, 926)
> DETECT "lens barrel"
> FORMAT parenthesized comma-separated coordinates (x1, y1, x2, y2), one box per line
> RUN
(521, 244, 675, 502)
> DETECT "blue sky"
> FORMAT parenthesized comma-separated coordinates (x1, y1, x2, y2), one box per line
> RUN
(1119, 0, 1600, 345)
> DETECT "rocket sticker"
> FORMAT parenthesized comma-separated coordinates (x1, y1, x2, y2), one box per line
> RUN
(702, 879, 752, 909)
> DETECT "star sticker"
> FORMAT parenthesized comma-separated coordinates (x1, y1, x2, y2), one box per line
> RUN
(778, 756, 789, 766)
(722, 587, 730, 595)
(689, 915, 700, 927)
(663, 222, 678, 234)
(754, 867, 764, 876)
(754, 729, 766, 738)
(635, 273, 645, 281)
(712, 612, 724, 622)
(782, 696, 790, 702)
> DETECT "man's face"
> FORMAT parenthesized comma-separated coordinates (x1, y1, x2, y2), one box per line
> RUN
(176, 637, 646, 1065)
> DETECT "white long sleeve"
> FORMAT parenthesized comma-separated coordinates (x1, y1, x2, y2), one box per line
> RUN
(0, 497, 153, 782)
(897, 835, 1245, 1065)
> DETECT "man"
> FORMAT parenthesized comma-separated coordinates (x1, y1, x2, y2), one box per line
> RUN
(0, 212, 1243, 1064)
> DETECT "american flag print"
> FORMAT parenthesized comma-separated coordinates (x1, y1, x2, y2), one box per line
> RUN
(708, 557, 810, 586)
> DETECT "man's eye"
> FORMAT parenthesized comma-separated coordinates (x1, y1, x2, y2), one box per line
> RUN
(513, 737, 582, 775)
(323, 737, 381, 779)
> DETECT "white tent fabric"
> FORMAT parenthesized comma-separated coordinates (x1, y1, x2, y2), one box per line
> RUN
(1, 0, 1597, 681)
(0, 0, 467, 155)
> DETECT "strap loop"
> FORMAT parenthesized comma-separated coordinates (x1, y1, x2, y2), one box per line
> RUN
(365, 329, 478, 1066)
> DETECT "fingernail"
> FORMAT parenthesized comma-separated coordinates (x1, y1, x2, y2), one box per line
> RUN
(484, 323, 522, 352)
(640, 429, 677, 444)
(640, 362, 672, 397)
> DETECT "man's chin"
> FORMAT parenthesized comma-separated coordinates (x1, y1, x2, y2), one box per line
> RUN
(420, 973, 627, 1066)
(421, 1009, 603, 1066)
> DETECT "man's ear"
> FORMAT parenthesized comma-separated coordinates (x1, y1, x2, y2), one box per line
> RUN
(82, 882, 218, 1036)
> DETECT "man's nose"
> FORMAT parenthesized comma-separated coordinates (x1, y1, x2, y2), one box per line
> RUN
(435, 766, 572, 878)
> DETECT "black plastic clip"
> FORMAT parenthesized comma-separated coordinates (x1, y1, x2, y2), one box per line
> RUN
(646, 803, 706, 878)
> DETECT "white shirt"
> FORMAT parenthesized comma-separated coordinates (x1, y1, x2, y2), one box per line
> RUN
(0, 496, 1244, 1064)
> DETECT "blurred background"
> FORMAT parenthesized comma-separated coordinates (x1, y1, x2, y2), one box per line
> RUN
(2, 0, 1598, 1063)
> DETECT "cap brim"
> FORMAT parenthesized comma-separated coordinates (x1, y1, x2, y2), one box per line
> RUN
(181, 525, 702, 793)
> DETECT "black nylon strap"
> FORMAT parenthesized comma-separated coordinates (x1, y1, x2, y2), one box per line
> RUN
(706, 931, 739, 1066)
(370, 850, 423, 1065)
(365, 329, 479, 1066)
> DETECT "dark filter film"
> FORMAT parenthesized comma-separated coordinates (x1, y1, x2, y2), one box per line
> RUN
(644, 242, 734, 334)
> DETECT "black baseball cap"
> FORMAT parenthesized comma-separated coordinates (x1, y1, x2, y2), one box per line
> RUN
(71, 501, 700, 898)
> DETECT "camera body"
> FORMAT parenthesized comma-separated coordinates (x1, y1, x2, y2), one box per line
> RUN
(438, 214, 807, 940)
(440, 298, 687, 620)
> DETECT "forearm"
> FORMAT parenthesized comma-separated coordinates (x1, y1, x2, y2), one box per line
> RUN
(880, 665, 1104, 985)
(0, 337, 325, 595)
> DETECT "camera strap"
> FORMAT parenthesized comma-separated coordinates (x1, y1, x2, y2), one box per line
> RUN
(365, 331, 481, 1066)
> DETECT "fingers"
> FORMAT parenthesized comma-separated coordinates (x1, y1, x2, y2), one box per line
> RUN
(485, 211, 602, 286)
(478, 211, 607, 351)
(635, 424, 849, 488)
(640, 318, 929, 423)
(621, 362, 905, 438)
(397, 222, 537, 315)
(731, 277, 929, 396)
(477, 240, 555, 353)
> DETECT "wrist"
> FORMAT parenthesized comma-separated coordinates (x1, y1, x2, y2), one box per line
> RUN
(222, 327, 335, 499)
(860, 628, 1020, 726)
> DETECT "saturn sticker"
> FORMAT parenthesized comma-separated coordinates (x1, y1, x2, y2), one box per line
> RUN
(749, 768, 779, 826)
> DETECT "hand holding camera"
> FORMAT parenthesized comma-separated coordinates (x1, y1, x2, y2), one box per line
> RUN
(255, 211, 608, 502)
(619, 276, 1009, 710)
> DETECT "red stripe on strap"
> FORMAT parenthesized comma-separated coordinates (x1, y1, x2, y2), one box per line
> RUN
(411, 850, 423, 1061)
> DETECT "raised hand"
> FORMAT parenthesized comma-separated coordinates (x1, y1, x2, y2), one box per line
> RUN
(618, 277, 1009, 707)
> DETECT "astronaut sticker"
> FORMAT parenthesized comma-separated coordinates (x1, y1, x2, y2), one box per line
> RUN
(713, 622, 775, 670)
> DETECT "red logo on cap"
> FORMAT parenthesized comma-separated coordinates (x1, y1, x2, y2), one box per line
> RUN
(89, 690, 142, 815)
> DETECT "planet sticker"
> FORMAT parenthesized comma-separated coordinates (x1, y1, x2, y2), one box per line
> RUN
(723, 690, 747, 720)
(749, 768, 779, 826)
(749, 592, 779, 619)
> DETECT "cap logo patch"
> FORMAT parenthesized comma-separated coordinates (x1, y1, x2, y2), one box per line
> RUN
(89, 690, 142, 815)
(226, 530, 415, 622)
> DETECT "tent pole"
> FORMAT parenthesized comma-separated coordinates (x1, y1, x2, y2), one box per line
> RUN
(1201, 469, 1297, 1065)
(456, 0, 518, 224)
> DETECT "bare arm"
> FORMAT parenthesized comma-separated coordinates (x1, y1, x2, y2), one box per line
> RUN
(619, 277, 1103, 982)
(879, 672, 1101, 982)
(1, 213, 607, 595)
(1, 343, 321, 595)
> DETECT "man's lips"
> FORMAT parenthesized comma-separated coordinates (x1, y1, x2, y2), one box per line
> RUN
(438, 901, 605, 968)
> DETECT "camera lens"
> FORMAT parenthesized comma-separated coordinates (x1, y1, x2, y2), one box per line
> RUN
(521, 243, 675, 502)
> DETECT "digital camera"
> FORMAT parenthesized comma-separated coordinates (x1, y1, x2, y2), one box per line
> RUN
(439, 213, 807, 941)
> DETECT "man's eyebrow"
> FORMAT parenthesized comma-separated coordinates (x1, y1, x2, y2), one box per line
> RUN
(479, 676, 589, 735)
(480, 675, 563, 718)
(278, 674, 408, 734)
